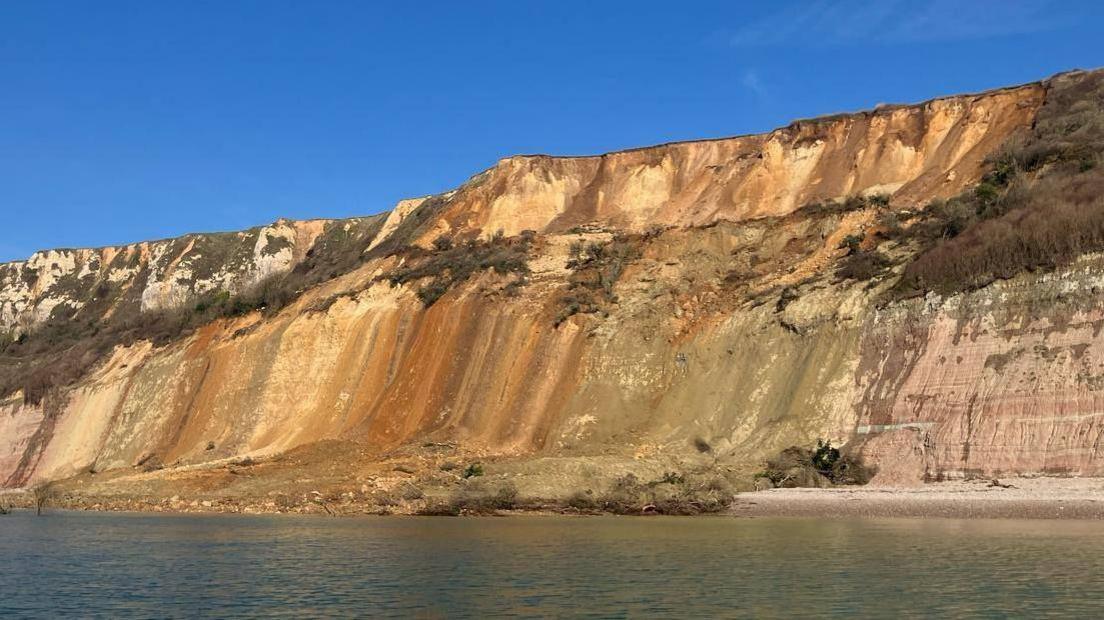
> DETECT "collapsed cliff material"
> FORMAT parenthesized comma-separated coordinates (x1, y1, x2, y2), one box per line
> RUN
(757, 441, 874, 489)
(2, 70, 1104, 499)
(562, 472, 734, 515)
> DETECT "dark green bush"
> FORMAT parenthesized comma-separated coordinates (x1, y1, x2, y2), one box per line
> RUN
(812, 439, 840, 471)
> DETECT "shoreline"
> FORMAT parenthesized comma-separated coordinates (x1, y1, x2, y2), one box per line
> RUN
(731, 478, 1104, 520)
(4, 477, 1104, 520)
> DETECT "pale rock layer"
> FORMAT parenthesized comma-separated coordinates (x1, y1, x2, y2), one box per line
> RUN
(5, 75, 1100, 489)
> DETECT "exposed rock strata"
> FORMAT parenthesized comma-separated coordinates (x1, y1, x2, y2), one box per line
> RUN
(3, 70, 1103, 497)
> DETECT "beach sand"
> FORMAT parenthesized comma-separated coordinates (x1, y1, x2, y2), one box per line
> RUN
(732, 477, 1104, 519)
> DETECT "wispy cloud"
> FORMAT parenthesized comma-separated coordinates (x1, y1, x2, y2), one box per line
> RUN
(727, 0, 1071, 47)
(741, 69, 768, 98)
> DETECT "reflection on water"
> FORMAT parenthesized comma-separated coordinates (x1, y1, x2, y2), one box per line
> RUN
(2, 511, 1103, 617)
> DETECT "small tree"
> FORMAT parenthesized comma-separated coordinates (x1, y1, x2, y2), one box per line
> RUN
(812, 439, 841, 473)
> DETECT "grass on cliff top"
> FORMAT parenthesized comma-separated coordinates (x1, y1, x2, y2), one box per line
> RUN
(885, 70, 1104, 297)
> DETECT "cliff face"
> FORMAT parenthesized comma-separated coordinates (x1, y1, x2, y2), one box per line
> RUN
(854, 259, 1104, 483)
(400, 82, 1042, 242)
(2, 70, 1102, 500)
(0, 217, 385, 334)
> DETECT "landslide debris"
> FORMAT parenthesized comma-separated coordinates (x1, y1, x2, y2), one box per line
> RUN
(756, 440, 875, 489)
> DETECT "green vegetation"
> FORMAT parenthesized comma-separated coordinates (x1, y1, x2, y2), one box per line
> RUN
(456, 483, 517, 512)
(0, 217, 387, 405)
(823, 73, 1104, 297)
(379, 232, 532, 307)
(461, 463, 484, 479)
(890, 71, 1104, 296)
(727, 193, 890, 285)
(19, 265, 40, 288)
(1, 276, 297, 405)
(260, 233, 294, 257)
(811, 439, 841, 471)
(836, 246, 893, 282)
(554, 235, 642, 325)
(757, 440, 874, 488)
(412, 468, 733, 516)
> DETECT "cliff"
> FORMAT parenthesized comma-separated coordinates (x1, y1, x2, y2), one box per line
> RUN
(1, 69, 1102, 511)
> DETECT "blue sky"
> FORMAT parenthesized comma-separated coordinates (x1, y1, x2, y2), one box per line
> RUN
(2, 1, 1103, 262)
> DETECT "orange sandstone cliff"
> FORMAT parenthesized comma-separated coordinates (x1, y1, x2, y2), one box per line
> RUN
(1, 69, 1102, 509)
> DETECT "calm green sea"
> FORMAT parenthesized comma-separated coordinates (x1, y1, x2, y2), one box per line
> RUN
(2, 511, 1103, 618)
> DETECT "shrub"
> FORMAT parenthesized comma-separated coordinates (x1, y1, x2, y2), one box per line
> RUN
(839, 234, 863, 253)
(566, 490, 597, 510)
(461, 463, 484, 479)
(656, 471, 685, 485)
(757, 440, 874, 488)
(868, 193, 891, 207)
(260, 233, 293, 257)
(894, 171, 1104, 296)
(836, 249, 892, 282)
(554, 235, 643, 325)
(892, 70, 1104, 297)
(568, 472, 733, 515)
(379, 234, 532, 307)
(416, 280, 450, 306)
(811, 439, 840, 471)
(416, 502, 462, 516)
(431, 235, 454, 251)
